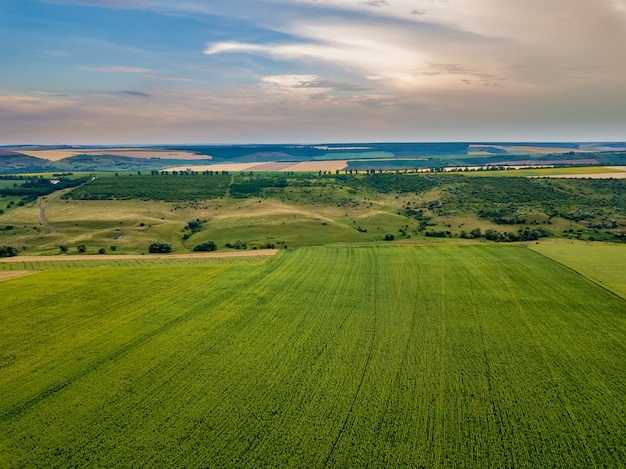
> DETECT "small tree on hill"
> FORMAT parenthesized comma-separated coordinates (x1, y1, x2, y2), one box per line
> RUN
(0, 245, 18, 257)
(193, 241, 217, 252)
(148, 242, 173, 253)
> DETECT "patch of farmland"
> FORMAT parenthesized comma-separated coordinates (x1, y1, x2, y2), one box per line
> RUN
(531, 242, 626, 297)
(282, 160, 348, 172)
(0, 270, 34, 282)
(2, 246, 626, 467)
(165, 162, 261, 172)
(16, 148, 207, 161)
(535, 171, 626, 179)
(245, 162, 298, 171)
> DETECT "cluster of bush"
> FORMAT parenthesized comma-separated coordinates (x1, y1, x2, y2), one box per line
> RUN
(425, 230, 451, 238)
(225, 240, 247, 249)
(460, 227, 550, 242)
(192, 241, 217, 252)
(148, 242, 173, 253)
(183, 219, 206, 240)
(0, 245, 18, 257)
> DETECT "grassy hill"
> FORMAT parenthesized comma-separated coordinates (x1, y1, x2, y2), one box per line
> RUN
(2, 171, 626, 255)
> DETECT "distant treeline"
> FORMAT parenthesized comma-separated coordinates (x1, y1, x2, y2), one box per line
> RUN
(0, 176, 89, 203)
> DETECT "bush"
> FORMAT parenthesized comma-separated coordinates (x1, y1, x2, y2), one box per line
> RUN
(384, 233, 395, 241)
(0, 245, 18, 257)
(98, 247, 106, 254)
(226, 239, 247, 249)
(148, 242, 173, 253)
(76, 244, 87, 253)
(193, 241, 217, 252)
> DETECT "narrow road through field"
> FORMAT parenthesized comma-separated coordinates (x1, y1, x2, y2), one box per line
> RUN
(38, 197, 56, 234)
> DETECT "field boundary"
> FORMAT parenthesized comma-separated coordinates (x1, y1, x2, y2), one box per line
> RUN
(527, 246, 626, 301)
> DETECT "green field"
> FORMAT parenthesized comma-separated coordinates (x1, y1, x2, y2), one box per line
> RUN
(532, 242, 626, 297)
(2, 245, 626, 467)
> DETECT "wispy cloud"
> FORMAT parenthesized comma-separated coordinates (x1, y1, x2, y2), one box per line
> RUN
(118, 90, 152, 98)
(78, 65, 153, 73)
(78, 65, 192, 83)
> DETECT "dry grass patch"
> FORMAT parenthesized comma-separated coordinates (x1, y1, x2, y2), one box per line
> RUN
(0, 270, 36, 281)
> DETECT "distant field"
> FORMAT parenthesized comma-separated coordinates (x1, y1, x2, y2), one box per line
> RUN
(455, 166, 626, 177)
(2, 245, 626, 467)
(16, 149, 206, 161)
(166, 160, 349, 173)
(281, 160, 347, 172)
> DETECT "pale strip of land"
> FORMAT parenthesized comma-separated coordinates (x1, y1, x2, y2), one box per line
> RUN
(490, 145, 592, 154)
(167, 160, 349, 173)
(0, 250, 279, 263)
(0, 271, 36, 281)
(82, 150, 209, 160)
(18, 149, 209, 161)
(536, 172, 626, 179)
(165, 163, 261, 172)
(282, 160, 347, 172)
(248, 162, 297, 171)
(17, 149, 84, 160)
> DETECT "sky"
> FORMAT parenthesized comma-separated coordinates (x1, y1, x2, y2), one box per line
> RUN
(0, 0, 625, 145)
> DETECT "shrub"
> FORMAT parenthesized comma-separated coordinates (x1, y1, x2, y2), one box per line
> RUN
(0, 245, 18, 257)
(193, 241, 217, 252)
(384, 233, 395, 241)
(148, 242, 173, 253)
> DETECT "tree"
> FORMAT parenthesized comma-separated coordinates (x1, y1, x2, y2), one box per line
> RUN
(193, 241, 217, 252)
(98, 247, 106, 254)
(58, 244, 69, 253)
(0, 245, 18, 257)
(76, 244, 86, 253)
(148, 242, 172, 253)
(384, 232, 395, 241)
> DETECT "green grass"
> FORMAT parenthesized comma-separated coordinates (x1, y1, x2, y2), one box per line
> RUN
(315, 151, 395, 160)
(453, 166, 625, 177)
(2, 245, 626, 467)
(0, 255, 269, 271)
(531, 242, 626, 297)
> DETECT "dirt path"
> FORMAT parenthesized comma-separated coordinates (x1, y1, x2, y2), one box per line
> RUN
(0, 249, 279, 263)
(38, 197, 56, 233)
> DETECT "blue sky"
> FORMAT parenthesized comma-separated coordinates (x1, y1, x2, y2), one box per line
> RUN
(1, 0, 625, 144)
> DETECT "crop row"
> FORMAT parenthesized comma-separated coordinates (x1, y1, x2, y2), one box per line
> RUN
(1, 246, 626, 467)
